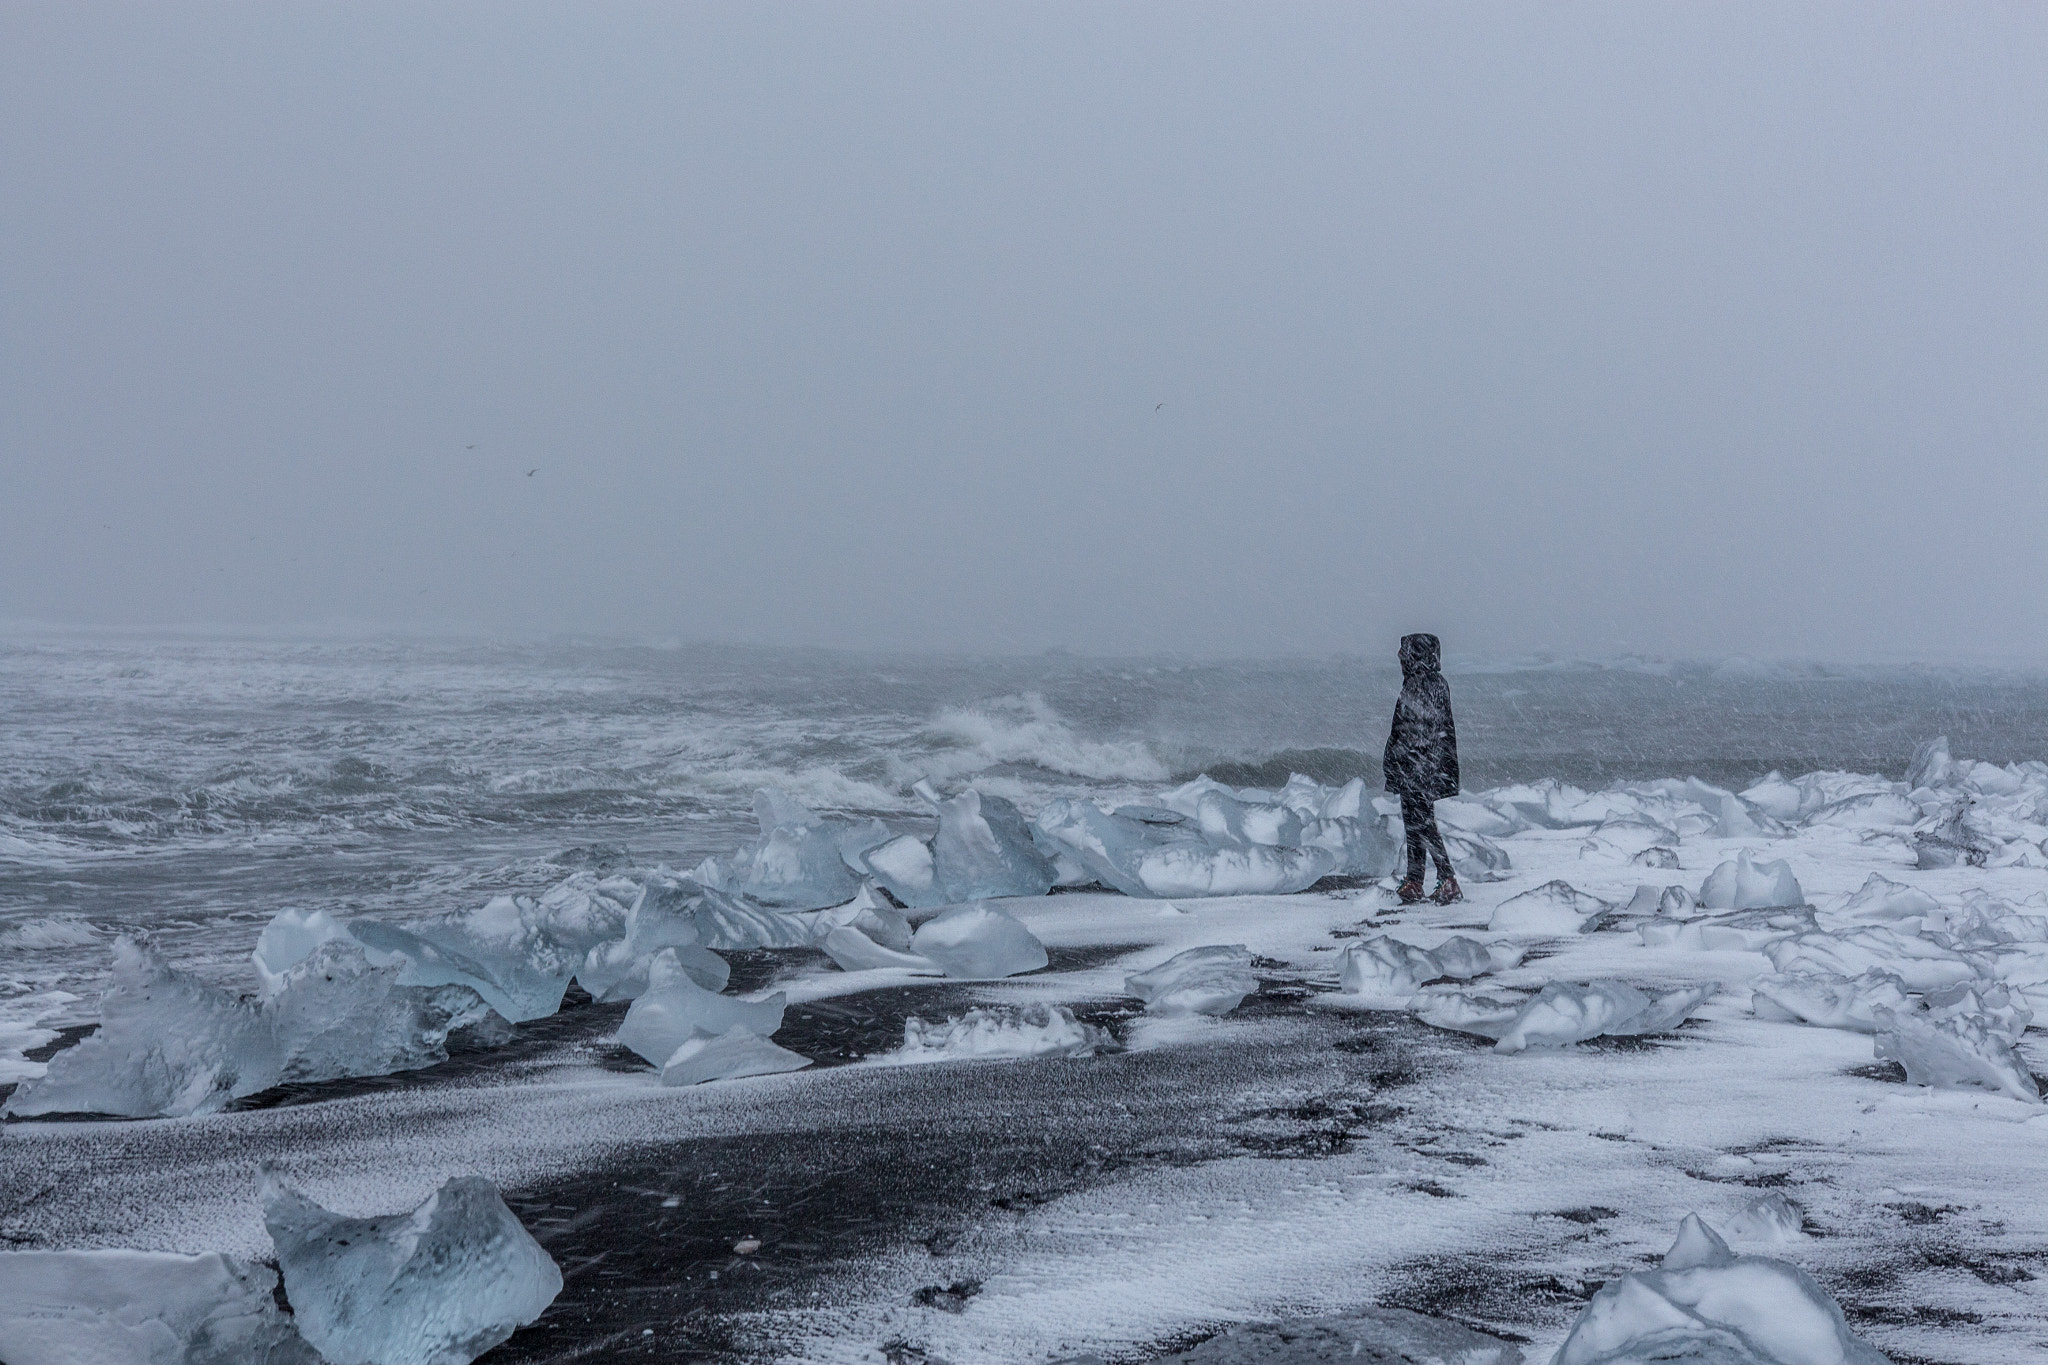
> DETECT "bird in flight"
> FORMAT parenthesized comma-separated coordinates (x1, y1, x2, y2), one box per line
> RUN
(526, 468, 538, 477)
(466, 445, 476, 450)
(1155, 403, 1164, 411)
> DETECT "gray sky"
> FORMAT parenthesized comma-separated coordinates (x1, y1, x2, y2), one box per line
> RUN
(4, 2, 2043, 661)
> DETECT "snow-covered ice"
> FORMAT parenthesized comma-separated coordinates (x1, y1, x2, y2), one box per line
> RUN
(261, 1167, 561, 1365)
(882, 1003, 1112, 1064)
(1553, 1214, 1889, 1365)
(1124, 944, 1260, 1016)
(1872, 1005, 2041, 1103)
(1490, 880, 1613, 935)
(1699, 849, 1806, 910)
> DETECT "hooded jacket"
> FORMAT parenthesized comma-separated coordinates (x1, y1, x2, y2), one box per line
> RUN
(1382, 634, 1460, 800)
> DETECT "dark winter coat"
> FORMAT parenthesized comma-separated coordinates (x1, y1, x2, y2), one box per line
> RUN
(1382, 634, 1460, 800)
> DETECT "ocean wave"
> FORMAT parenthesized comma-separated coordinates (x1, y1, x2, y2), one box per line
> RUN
(0, 916, 104, 949)
(919, 694, 1171, 784)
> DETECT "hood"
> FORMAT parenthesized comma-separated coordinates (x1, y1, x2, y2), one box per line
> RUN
(1398, 633, 1441, 677)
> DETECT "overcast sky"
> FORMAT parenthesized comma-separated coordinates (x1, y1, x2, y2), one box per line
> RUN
(3, 2, 2043, 660)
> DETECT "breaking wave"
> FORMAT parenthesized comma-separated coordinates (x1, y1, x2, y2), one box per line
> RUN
(919, 694, 1171, 785)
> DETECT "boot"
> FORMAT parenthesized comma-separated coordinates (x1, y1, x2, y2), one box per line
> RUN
(1397, 877, 1427, 905)
(1430, 875, 1463, 906)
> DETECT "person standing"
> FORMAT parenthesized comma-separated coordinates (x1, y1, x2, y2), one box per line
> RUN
(1382, 633, 1462, 905)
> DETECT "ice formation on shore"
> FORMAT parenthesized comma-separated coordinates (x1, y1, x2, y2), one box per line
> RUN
(1489, 880, 1613, 935)
(262, 1167, 561, 1365)
(1125, 944, 1260, 1016)
(907, 902, 1049, 979)
(1553, 1214, 1890, 1365)
(3, 938, 281, 1119)
(659, 1027, 813, 1085)
(884, 1003, 1113, 1064)
(0, 1249, 313, 1365)
(616, 949, 787, 1067)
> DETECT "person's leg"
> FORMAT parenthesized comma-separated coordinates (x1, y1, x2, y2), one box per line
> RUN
(1418, 802, 1454, 883)
(1399, 793, 1429, 885)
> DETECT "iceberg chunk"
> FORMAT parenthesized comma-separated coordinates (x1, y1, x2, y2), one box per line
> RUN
(707, 788, 863, 910)
(1489, 881, 1614, 936)
(908, 903, 1049, 979)
(660, 1027, 813, 1086)
(1763, 926, 1984, 992)
(1750, 970, 1912, 1033)
(261, 1167, 562, 1365)
(860, 833, 939, 906)
(1555, 1215, 1889, 1365)
(574, 872, 733, 1001)
(351, 894, 577, 1023)
(1579, 815, 1681, 862)
(927, 786, 1058, 903)
(1872, 1005, 2041, 1103)
(1031, 798, 1339, 898)
(884, 1004, 1113, 1064)
(0, 1249, 312, 1365)
(1492, 980, 1651, 1053)
(1638, 906, 1815, 951)
(1720, 1191, 1809, 1248)
(1427, 935, 1498, 981)
(687, 883, 815, 950)
(1337, 935, 1443, 1001)
(4, 938, 280, 1120)
(616, 950, 787, 1067)
(1698, 850, 1804, 910)
(1124, 944, 1260, 1016)
(1409, 985, 1529, 1040)
(251, 908, 350, 1002)
(820, 924, 942, 974)
(266, 940, 499, 1085)
(529, 871, 634, 958)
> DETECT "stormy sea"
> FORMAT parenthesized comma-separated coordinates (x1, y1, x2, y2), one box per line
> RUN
(5, 632, 2048, 1364)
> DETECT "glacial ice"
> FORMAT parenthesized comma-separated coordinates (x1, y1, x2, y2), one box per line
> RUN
(261, 1167, 562, 1365)
(1839, 873, 1941, 923)
(251, 908, 350, 1001)
(1554, 1215, 1889, 1365)
(702, 788, 864, 910)
(1408, 985, 1528, 1040)
(686, 883, 815, 950)
(575, 871, 732, 1001)
(1720, 1191, 1809, 1248)
(1698, 850, 1804, 911)
(0, 1249, 314, 1365)
(923, 785, 1059, 905)
(1492, 980, 1651, 1053)
(1427, 935, 1499, 980)
(3, 938, 281, 1120)
(908, 903, 1049, 979)
(1337, 935, 1443, 1001)
(351, 894, 579, 1023)
(1873, 1005, 2041, 1103)
(1764, 927, 1984, 992)
(616, 949, 787, 1067)
(1751, 970, 1913, 1033)
(265, 939, 499, 1085)
(1579, 815, 1680, 862)
(1050, 796, 1341, 897)
(1489, 881, 1613, 936)
(1639, 906, 1815, 952)
(1125, 944, 1260, 1016)
(801, 882, 913, 949)
(1485, 979, 1712, 1052)
(884, 1004, 1113, 1064)
(1919, 979, 2032, 1041)
(819, 923, 943, 974)
(1029, 778, 1392, 898)
(860, 833, 939, 905)
(660, 1027, 813, 1086)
